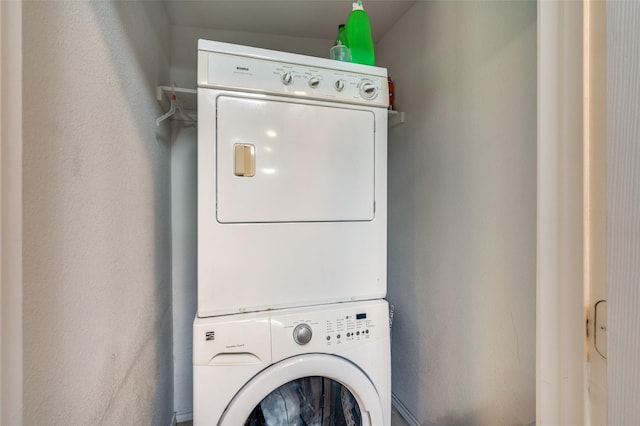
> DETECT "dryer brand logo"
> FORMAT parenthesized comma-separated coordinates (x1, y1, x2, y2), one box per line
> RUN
(236, 66, 250, 71)
(205, 331, 215, 341)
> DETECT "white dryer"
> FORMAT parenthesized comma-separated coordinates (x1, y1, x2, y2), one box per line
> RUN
(193, 299, 391, 425)
(197, 40, 388, 317)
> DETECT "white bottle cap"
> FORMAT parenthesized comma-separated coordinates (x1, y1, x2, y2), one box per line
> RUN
(352, 0, 364, 11)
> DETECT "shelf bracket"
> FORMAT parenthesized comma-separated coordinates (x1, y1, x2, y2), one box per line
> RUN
(156, 85, 198, 124)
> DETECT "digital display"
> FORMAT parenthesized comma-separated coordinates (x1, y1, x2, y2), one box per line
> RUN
(356, 313, 367, 320)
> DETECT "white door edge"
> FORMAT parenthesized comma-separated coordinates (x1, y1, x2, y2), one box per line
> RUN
(584, 0, 608, 423)
(0, 0, 24, 424)
(537, 0, 607, 424)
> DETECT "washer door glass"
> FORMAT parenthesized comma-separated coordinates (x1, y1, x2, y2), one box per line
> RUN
(245, 377, 361, 426)
(220, 354, 382, 426)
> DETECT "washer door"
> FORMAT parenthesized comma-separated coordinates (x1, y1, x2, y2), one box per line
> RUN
(219, 354, 383, 426)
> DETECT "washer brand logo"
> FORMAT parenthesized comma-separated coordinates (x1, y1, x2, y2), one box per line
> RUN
(236, 66, 249, 71)
(205, 331, 215, 341)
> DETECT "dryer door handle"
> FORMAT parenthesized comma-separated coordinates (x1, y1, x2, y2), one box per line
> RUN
(234, 144, 255, 177)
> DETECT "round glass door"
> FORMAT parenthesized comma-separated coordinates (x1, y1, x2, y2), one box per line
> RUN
(245, 376, 362, 426)
(219, 355, 382, 426)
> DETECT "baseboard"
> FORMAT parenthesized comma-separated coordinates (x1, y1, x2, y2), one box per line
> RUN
(175, 409, 193, 423)
(392, 393, 420, 426)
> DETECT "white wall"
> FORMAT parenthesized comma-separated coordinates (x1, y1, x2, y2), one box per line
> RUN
(376, 2, 536, 424)
(171, 123, 197, 421)
(607, 2, 640, 424)
(22, 2, 173, 424)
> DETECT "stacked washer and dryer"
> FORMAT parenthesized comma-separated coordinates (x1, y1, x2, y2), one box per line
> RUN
(194, 40, 390, 425)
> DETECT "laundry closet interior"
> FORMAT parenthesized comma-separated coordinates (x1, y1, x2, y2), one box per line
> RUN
(18, 1, 537, 425)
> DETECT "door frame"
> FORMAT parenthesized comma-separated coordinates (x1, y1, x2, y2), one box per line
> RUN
(0, 0, 24, 424)
(537, 0, 606, 423)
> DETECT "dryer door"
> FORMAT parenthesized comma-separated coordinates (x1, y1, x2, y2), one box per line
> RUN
(216, 96, 375, 223)
(219, 354, 383, 425)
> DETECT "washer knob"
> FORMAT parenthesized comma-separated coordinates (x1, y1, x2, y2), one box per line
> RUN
(293, 323, 313, 345)
(334, 79, 345, 92)
(308, 77, 320, 89)
(281, 72, 293, 86)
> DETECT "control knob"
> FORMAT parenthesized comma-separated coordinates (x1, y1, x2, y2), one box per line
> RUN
(281, 72, 293, 86)
(334, 79, 345, 92)
(359, 79, 378, 99)
(308, 77, 320, 89)
(293, 323, 313, 345)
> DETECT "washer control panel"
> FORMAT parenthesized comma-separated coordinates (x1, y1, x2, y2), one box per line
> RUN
(271, 300, 389, 360)
(199, 51, 388, 108)
(194, 300, 390, 365)
(323, 311, 373, 344)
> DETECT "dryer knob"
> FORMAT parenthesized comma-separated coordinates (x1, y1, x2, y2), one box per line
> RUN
(293, 323, 313, 345)
(308, 77, 320, 89)
(281, 72, 293, 86)
(359, 80, 378, 99)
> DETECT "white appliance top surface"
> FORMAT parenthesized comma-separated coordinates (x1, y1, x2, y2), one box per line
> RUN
(199, 39, 388, 77)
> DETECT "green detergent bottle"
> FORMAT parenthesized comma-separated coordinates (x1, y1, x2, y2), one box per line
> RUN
(345, 0, 375, 66)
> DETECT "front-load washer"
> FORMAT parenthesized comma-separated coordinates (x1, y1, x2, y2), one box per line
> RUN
(197, 40, 388, 317)
(193, 299, 391, 425)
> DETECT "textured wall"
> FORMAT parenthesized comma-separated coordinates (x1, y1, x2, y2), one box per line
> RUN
(376, 2, 536, 424)
(22, 2, 173, 424)
(171, 124, 197, 420)
(607, 2, 640, 424)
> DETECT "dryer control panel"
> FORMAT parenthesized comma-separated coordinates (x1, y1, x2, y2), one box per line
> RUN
(198, 50, 389, 108)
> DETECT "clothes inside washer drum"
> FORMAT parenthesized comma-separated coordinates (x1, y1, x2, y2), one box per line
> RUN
(244, 377, 361, 426)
